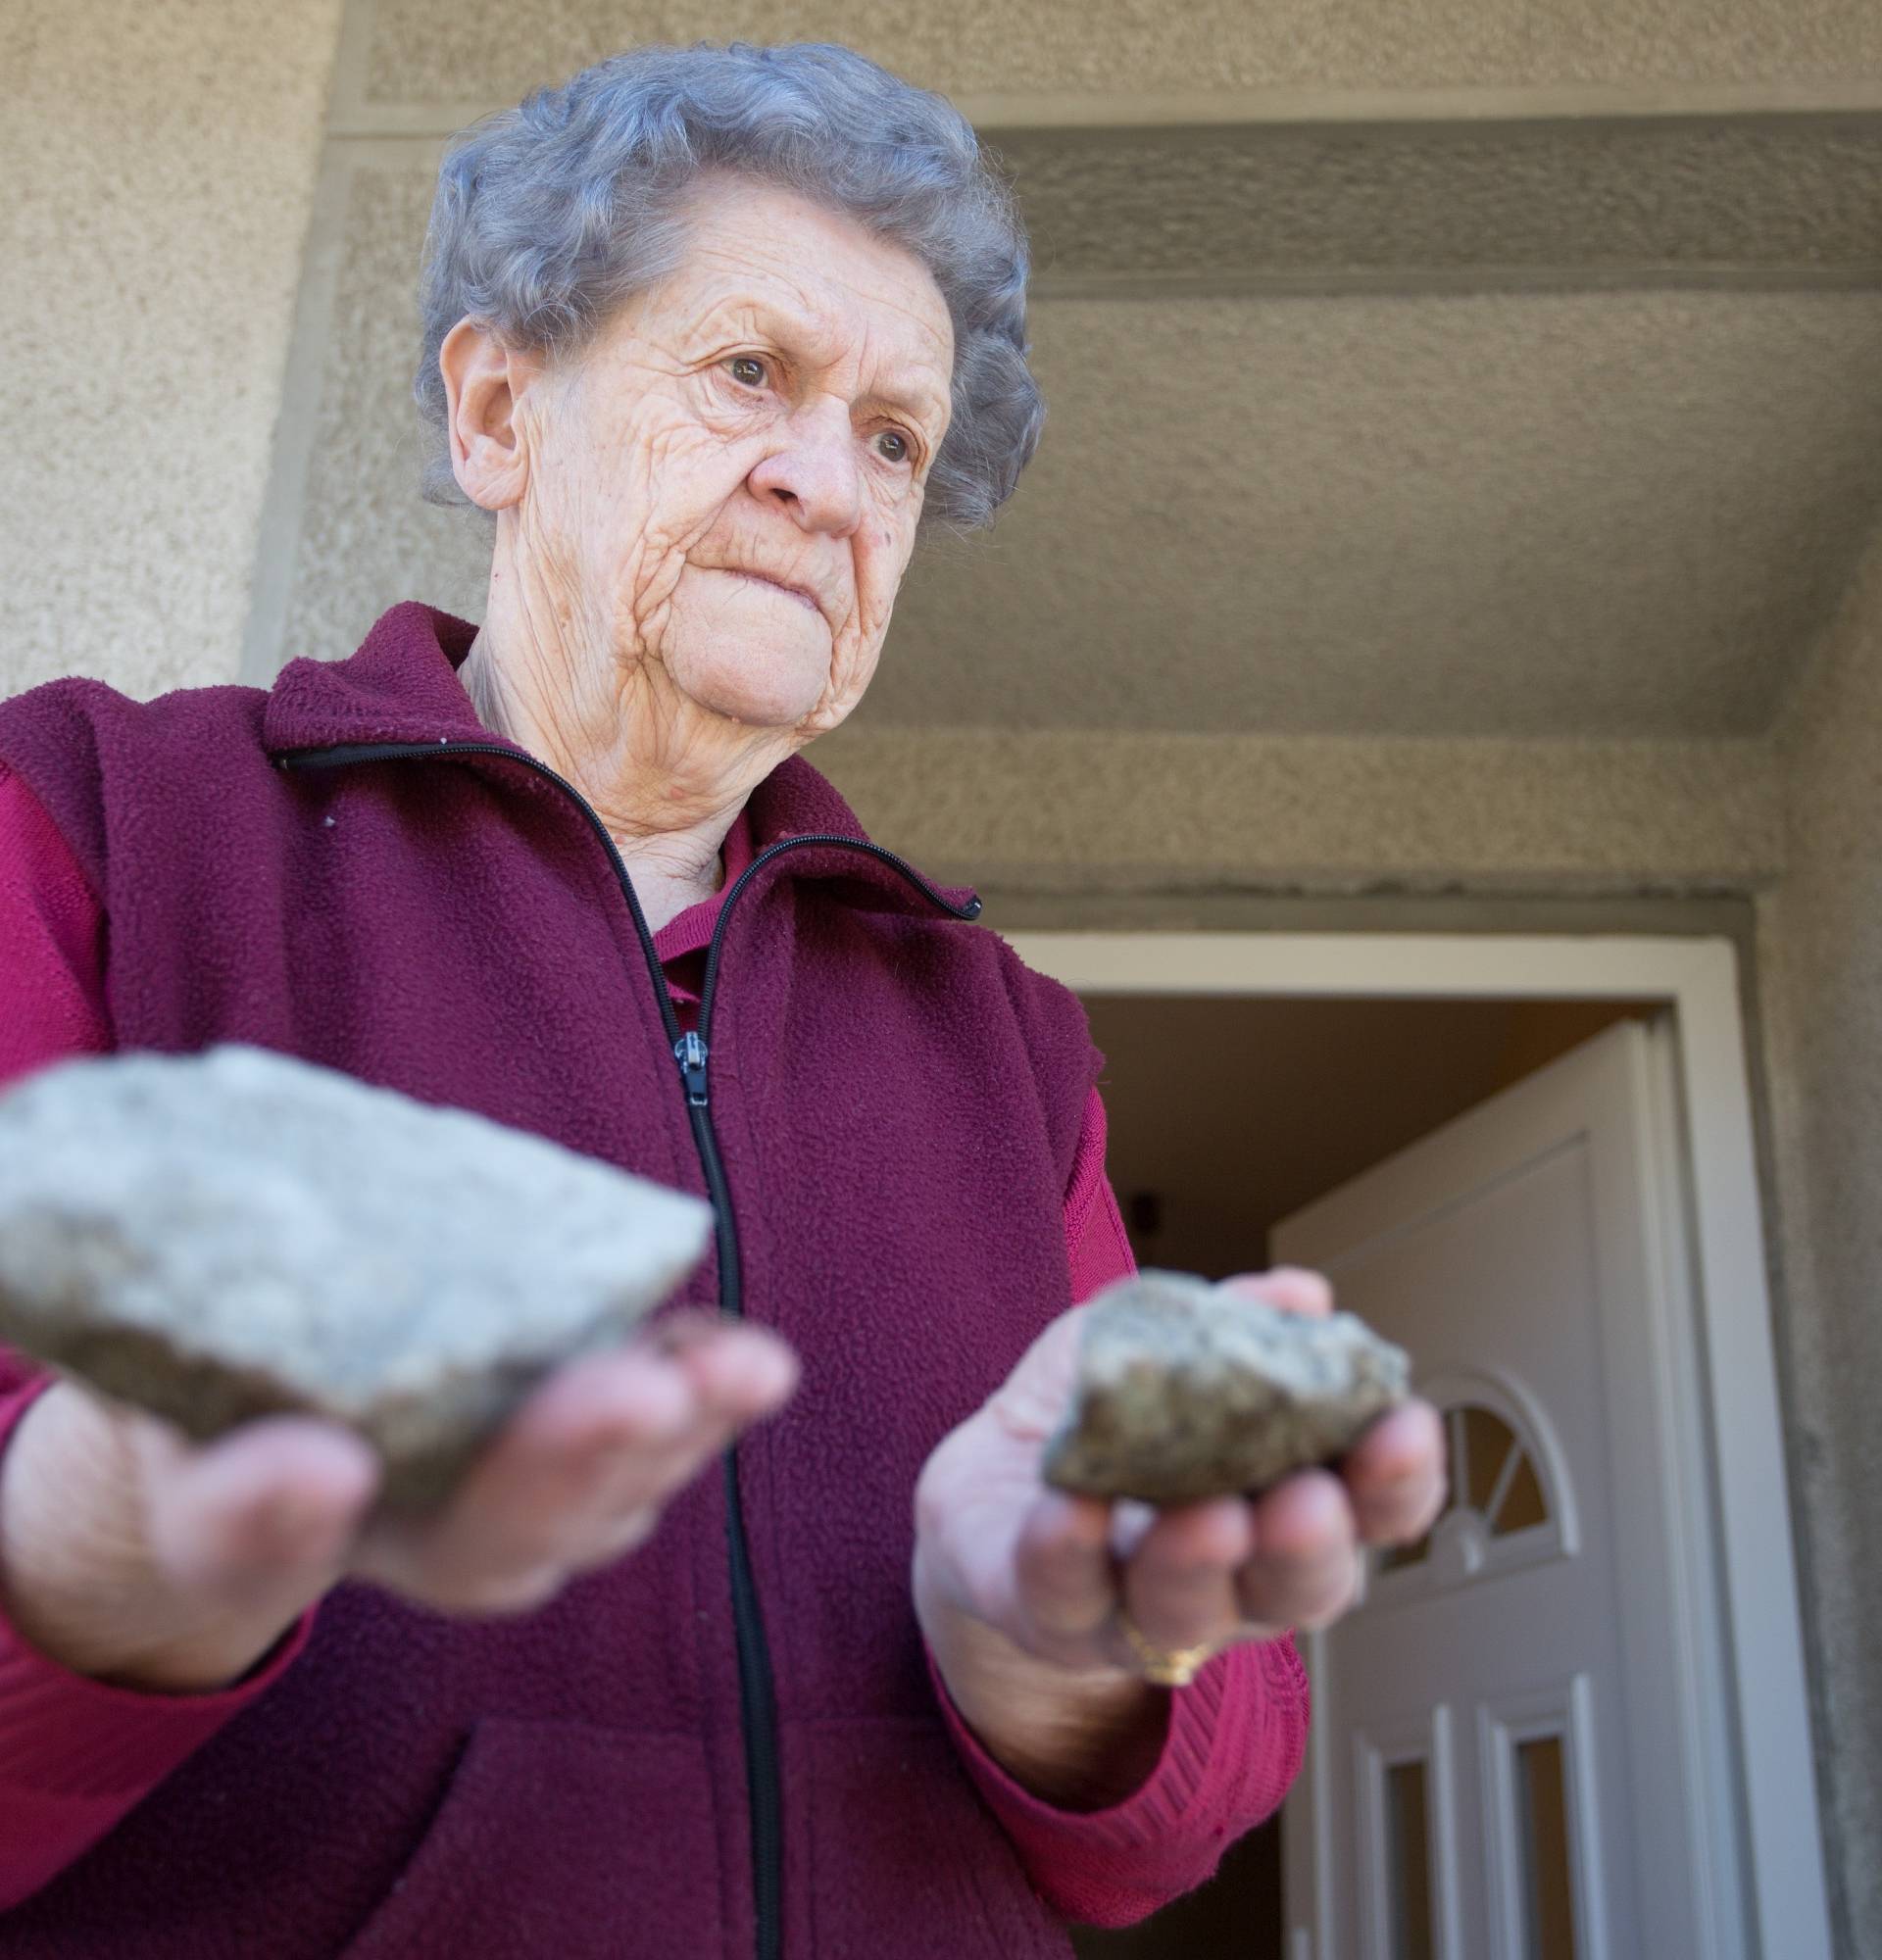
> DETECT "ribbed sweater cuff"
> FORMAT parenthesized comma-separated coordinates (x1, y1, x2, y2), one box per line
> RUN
(0, 1374, 315, 1802)
(930, 1632, 1308, 1925)
(931, 1641, 1225, 1848)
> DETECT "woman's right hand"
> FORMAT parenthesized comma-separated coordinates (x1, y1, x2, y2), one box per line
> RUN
(0, 1316, 797, 1693)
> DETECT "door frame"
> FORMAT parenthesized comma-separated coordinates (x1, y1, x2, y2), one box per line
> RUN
(1003, 931, 1828, 1960)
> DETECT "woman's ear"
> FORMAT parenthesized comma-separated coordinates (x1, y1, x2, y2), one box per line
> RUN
(438, 318, 544, 512)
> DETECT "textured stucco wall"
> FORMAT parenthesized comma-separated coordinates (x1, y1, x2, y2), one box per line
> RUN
(350, 0, 1882, 108)
(811, 725, 1783, 893)
(867, 290, 1881, 741)
(4, 1, 1870, 1941)
(1007, 119, 1882, 286)
(253, 138, 1882, 743)
(1, 0, 343, 702)
(1757, 529, 1882, 1960)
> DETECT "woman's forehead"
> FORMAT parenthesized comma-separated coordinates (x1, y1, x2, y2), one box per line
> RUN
(664, 180, 955, 381)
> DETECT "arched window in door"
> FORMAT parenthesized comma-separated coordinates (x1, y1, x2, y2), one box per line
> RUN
(1371, 1370, 1574, 1599)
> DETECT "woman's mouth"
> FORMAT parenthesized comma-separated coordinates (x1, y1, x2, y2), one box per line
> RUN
(727, 569, 819, 614)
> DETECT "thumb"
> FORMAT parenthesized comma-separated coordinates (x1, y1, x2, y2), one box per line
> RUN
(985, 1302, 1089, 1440)
(146, 1415, 380, 1611)
(1217, 1266, 1335, 1319)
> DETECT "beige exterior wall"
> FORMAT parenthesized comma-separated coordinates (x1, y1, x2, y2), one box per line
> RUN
(813, 725, 1784, 893)
(0, 0, 344, 702)
(4, 2, 1878, 1950)
(346, 0, 1882, 111)
(1758, 530, 1882, 1956)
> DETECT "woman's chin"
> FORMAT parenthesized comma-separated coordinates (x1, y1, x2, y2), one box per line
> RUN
(664, 632, 837, 734)
(679, 673, 832, 733)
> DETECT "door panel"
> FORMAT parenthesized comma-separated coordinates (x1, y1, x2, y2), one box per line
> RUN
(1275, 1020, 1728, 1960)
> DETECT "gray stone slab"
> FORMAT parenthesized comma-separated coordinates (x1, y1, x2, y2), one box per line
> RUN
(1044, 1270, 1410, 1503)
(0, 1046, 714, 1506)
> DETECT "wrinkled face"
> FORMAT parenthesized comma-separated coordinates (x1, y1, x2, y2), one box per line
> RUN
(515, 175, 955, 734)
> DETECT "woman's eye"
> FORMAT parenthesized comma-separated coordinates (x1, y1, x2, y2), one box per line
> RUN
(875, 430, 911, 465)
(727, 356, 768, 388)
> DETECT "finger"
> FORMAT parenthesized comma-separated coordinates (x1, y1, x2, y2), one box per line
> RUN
(1012, 1491, 1117, 1658)
(1120, 1496, 1256, 1656)
(1238, 1469, 1361, 1632)
(1343, 1398, 1447, 1544)
(427, 1335, 776, 1562)
(1108, 1497, 1159, 1563)
(560, 1411, 741, 1538)
(1217, 1266, 1334, 1319)
(560, 1501, 664, 1575)
(366, 1352, 703, 1578)
(359, 1336, 795, 1611)
(148, 1417, 381, 1602)
(502, 1348, 701, 1462)
(542, 1330, 795, 1533)
(478, 1497, 669, 1605)
(669, 1323, 800, 1425)
(641, 1309, 723, 1357)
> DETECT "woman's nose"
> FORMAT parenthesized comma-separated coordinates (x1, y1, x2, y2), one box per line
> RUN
(748, 404, 864, 536)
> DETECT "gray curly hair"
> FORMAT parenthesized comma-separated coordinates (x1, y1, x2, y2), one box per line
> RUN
(415, 41, 1042, 531)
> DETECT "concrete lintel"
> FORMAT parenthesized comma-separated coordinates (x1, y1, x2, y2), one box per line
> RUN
(317, 107, 1882, 296)
(811, 726, 1787, 892)
(1002, 114, 1882, 291)
(325, 80, 1882, 142)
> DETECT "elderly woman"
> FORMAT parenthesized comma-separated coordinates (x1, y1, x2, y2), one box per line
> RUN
(0, 41, 1442, 1959)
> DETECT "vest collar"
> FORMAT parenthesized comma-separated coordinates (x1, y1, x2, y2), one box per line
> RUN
(264, 602, 504, 755)
(263, 602, 972, 909)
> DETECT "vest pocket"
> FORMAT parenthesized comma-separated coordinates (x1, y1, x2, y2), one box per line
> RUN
(796, 1718, 1072, 1959)
(340, 1718, 722, 1959)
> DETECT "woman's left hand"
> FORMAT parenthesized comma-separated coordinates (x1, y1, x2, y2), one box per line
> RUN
(911, 1268, 1446, 1805)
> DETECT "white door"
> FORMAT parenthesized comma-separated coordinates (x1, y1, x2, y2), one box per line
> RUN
(1274, 1018, 1745, 1960)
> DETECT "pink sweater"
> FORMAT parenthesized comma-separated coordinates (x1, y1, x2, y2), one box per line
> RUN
(0, 759, 1305, 1931)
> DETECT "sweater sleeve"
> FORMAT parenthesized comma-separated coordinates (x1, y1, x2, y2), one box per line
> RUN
(0, 760, 111, 1084)
(0, 1386, 318, 1912)
(0, 762, 312, 1913)
(933, 1083, 1311, 1928)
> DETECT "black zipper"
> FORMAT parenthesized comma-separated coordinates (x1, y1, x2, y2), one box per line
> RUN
(278, 738, 978, 1960)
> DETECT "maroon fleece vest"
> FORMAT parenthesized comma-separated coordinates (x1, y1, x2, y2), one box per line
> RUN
(0, 604, 1098, 1960)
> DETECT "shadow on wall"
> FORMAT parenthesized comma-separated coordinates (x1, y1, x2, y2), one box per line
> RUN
(1073, 1819, 1283, 1960)
(1091, 994, 1658, 1279)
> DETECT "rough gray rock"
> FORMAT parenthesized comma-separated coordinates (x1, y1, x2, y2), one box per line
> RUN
(1043, 1270, 1410, 1504)
(0, 1045, 714, 1506)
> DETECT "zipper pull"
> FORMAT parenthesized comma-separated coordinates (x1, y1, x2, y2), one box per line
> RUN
(674, 1031, 710, 1107)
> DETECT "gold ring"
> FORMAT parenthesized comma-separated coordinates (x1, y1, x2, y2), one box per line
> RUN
(1116, 1611, 1213, 1690)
